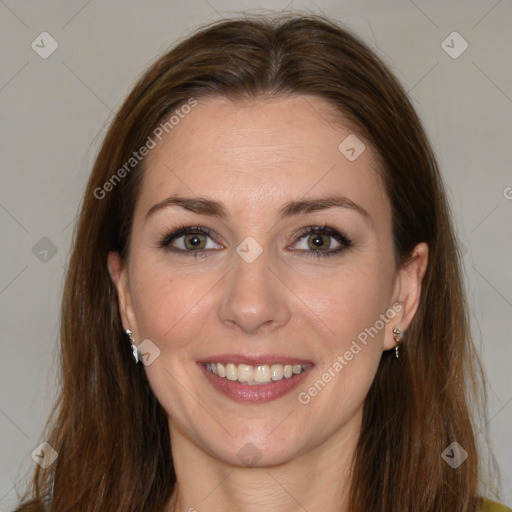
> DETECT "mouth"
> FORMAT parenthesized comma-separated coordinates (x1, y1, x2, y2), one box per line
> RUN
(197, 357, 314, 403)
(203, 361, 312, 385)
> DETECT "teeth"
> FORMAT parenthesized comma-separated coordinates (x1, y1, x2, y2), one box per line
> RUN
(237, 364, 253, 382)
(225, 363, 237, 381)
(270, 364, 283, 380)
(254, 365, 271, 383)
(205, 362, 309, 384)
(292, 364, 303, 375)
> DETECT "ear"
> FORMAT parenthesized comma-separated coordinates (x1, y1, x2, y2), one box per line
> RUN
(383, 242, 429, 350)
(107, 251, 138, 335)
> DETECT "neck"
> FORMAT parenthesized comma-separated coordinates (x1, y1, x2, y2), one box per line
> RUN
(165, 411, 361, 512)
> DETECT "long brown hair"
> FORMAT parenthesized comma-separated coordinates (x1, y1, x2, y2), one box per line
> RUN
(15, 13, 496, 511)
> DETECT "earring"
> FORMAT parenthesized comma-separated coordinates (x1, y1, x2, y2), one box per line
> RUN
(126, 329, 139, 363)
(393, 328, 402, 359)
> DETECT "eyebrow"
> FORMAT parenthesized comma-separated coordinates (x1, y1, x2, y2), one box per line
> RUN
(145, 194, 371, 223)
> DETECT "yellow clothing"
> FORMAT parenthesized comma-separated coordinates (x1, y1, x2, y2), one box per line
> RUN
(481, 498, 512, 512)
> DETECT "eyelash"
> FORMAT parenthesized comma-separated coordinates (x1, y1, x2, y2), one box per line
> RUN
(158, 224, 352, 259)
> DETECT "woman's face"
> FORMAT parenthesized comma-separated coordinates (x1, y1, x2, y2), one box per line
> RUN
(109, 95, 427, 467)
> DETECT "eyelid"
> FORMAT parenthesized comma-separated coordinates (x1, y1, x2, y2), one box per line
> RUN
(159, 225, 222, 250)
(288, 225, 352, 259)
(159, 224, 352, 257)
(291, 225, 352, 246)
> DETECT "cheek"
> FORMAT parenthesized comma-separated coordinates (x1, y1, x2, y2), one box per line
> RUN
(294, 260, 394, 353)
(129, 249, 394, 358)
(129, 263, 212, 352)
(293, 262, 393, 420)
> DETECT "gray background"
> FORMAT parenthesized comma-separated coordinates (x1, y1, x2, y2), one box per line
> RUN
(1, 0, 511, 509)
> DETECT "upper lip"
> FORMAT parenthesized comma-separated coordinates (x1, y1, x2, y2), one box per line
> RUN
(198, 353, 313, 366)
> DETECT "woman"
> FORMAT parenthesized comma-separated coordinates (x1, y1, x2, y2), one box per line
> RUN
(14, 14, 510, 512)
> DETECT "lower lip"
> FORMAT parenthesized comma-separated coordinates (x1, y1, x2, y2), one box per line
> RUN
(197, 363, 314, 403)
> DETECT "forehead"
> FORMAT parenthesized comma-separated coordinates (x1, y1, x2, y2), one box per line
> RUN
(136, 95, 389, 223)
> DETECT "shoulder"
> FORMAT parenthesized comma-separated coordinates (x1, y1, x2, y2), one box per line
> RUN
(479, 498, 512, 512)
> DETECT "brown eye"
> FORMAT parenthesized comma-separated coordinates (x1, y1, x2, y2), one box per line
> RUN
(183, 233, 207, 250)
(306, 232, 332, 251)
(291, 226, 352, 259)
(160, 226, 222, 255)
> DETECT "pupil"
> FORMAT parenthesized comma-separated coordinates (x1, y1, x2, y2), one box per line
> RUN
(187, 235, 202, 248)
(311, 234, 326, 249)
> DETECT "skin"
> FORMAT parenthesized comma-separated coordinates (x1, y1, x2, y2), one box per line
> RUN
(108, 95, 428, 512)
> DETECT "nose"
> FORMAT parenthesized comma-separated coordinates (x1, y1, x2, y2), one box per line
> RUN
(217, 247, 291, 335)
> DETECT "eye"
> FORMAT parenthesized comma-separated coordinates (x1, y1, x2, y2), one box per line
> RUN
(290, 225, 352, 259)
(159, 226, 222, 256)
(159, 224, 352, 259)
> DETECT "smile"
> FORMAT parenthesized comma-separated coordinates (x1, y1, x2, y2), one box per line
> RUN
(198, 361, 314, 403)
(205, 362, 311, 385)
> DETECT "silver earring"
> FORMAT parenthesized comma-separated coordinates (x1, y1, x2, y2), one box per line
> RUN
(126, 329, 139, 363)
(393, 328, 402, 359)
